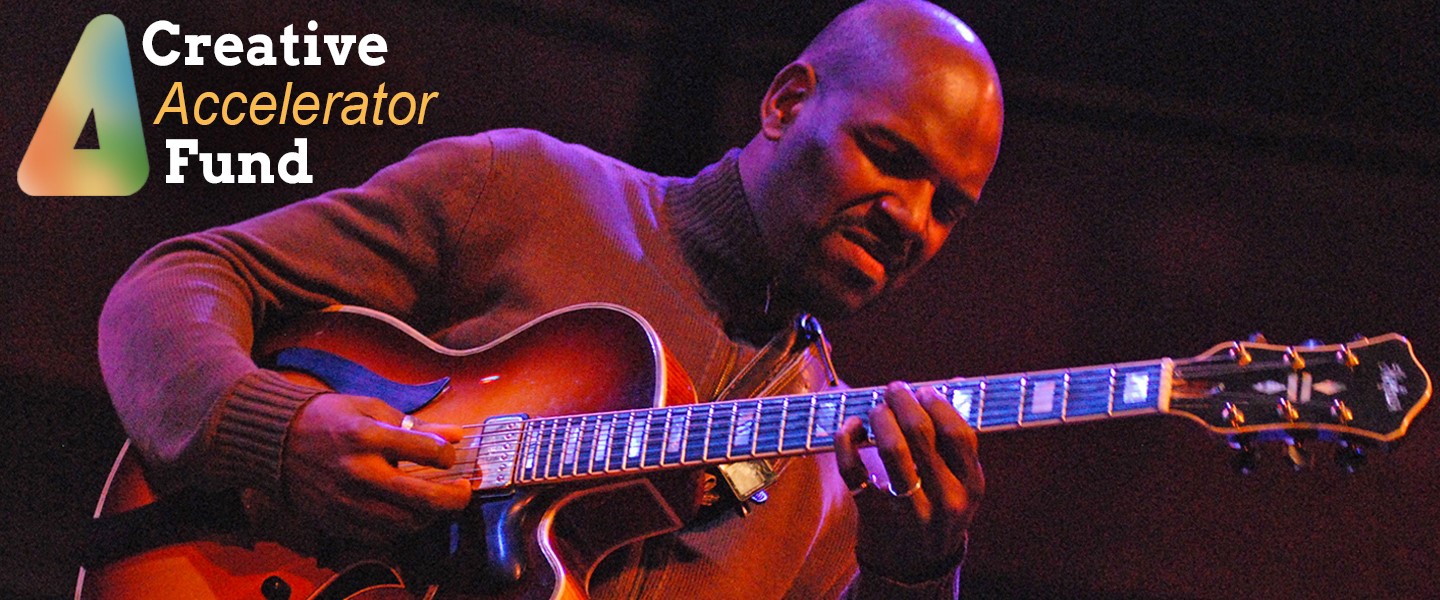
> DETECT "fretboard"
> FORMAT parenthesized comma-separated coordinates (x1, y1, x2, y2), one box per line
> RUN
(461, 358, 1172, 491)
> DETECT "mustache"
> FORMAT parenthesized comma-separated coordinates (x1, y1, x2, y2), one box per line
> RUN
(835, 220, 917, 276)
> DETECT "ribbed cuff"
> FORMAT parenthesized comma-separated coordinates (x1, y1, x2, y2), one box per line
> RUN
(851, 532, 967, 599)
(853, 566, 959, 600)
(207, 370, 327, 494)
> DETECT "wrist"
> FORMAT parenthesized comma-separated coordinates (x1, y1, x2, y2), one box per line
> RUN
(856, 530, 968, 585)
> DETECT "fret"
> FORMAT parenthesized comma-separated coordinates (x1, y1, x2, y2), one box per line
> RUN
(1022, 373, 1065, 426)
(576, 416, 594, 476)
(1119, 367, 1153, 407)
(536, 419, 553, 479)
(594, 415, 613, 473)
(814, 392, 841, 442)
(725, 402, 740, 460)
(561, 416, 582, 476)
(575, 416, 591, 475)
(641, 410, 664, 468)
(865, 390, 882, 441)
(520, 421, 540, 482)
(535, 419, 550, 480)
(756, 398, 782, 455)
(1107, 368, 1118, 416)
(1118, 365, 1161, 410)
(976, 380, 988, 429)
(548, 418, 567, 479)
(1060, 372, 1071, 422)
(623, 411, 644, 470)
(949, 381, 980, 423)
(776, 398, 790, 452)
(682, 405, 708, 464)
(733, 400, 760, 459)
(549, 418, 564, 478)
(981, 377, 1022, 430)
(708, 403, 734, 461)
(1017, 376, 1027, 426)
(781, 397, 810, 453)
(1068, 370, 1115, 419)
(804, 395, 818, 450)
(663, 407, 686, 465)
(612, 412, 631, 471)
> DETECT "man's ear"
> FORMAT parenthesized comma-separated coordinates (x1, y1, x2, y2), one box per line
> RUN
(760, 62, 817, 140)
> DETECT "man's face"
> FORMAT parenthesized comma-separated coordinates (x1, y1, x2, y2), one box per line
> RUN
(755, 51, 1003, 318)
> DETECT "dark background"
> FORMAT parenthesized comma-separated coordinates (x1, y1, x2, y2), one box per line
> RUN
(3, 1, 1438, 598)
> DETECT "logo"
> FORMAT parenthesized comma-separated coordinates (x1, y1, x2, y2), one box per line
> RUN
(18, 15, 149, 196)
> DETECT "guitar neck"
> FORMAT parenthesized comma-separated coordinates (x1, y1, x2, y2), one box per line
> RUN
(457, 358, 1173, 491)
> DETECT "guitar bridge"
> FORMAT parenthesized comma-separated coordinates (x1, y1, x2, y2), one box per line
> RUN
(471, 414, 525, 496)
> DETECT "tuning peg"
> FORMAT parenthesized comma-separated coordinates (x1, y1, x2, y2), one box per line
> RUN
(1227, 343, 1253, 366)
(1301, 339, 1324, 348)
(1228, 436, 1259, 475)
(1249, 332, 1269, 344)
(1335, 440, 1367, 473)
(1283, 347, 1307, 371)
(1284, 438, 1312, 470)
(1338, 345, 1360, 369)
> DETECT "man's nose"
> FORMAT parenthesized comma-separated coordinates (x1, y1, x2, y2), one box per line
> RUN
(874, 179, 934, 262)
(878, 179, 934, 238)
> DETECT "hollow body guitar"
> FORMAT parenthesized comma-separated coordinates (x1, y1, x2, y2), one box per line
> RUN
(76, 304, 1432, 600)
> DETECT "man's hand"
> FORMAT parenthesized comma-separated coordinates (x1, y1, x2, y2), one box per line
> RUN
(834, 382, 984, 583)
(282, 393, 473, 542)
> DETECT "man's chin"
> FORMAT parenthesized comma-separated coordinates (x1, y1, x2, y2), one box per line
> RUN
(805, 278, 882, 320)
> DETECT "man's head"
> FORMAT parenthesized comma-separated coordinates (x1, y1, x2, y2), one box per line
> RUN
(739, 0, 1003, 319)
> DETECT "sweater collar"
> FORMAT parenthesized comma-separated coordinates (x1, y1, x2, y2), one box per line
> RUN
(663, 150, 790, 342)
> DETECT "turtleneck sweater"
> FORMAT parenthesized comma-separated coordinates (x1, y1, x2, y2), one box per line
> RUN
(98, 128, 959, 598)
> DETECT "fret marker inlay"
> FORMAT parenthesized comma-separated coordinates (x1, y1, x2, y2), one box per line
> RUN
(1123, 373, 1150, 404)
(1033, 381, 1056, 414)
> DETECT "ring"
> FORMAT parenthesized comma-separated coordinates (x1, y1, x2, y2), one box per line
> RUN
(847, 478, 872, 497)
(886, 478, 922, 498)
(401, 415, 416, 431)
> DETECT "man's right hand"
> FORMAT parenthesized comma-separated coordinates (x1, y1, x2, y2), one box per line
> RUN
(282, 393, 473, 542)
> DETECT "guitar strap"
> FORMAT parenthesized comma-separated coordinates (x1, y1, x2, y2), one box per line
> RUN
(705, 313, 839, 516)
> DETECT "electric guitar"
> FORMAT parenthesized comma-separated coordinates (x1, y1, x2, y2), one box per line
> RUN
(76, 303, 1432, 600)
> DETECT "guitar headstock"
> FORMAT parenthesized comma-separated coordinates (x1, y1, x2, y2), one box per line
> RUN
(1167, 334, 1431, 471)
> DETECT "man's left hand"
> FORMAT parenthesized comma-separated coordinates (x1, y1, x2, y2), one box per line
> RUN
(834, 381, 984, 583)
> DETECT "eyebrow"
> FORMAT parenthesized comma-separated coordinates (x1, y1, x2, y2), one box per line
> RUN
(864, 125, 979, 206)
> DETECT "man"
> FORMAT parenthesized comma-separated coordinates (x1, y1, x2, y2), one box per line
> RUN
(98, 0, 1003, 597)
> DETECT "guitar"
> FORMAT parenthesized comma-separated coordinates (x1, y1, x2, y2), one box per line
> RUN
(76, 303, 1432, 600)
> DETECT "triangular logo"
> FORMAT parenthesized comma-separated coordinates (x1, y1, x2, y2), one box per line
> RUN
(17, 15, 149, 196)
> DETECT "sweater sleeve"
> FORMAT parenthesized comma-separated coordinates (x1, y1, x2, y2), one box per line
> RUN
(98, 134, 498, 495)
(842, 547, 965, 599)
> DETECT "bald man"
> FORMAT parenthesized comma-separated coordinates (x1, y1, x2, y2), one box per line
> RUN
(98, 0, 1003, 597)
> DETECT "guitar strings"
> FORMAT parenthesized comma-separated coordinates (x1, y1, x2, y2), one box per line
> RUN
(399, 368, 1170, 484)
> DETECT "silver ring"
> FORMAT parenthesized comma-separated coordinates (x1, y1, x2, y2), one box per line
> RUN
(401, 415, 416, 431)
(886, 478, 922, 498)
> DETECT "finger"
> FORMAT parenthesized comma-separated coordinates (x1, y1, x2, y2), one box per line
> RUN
(833, 416, 872, 494)
(347, 454, 472, 514)
(919, 387, 985, 502)
(882, 382, 953, 489)
(323, 463, 428, 531)
(379, 470, 473, 513)
(868, 392, 923, 497)
(412, 419, 466, 444)
(373, 421, 459, 469)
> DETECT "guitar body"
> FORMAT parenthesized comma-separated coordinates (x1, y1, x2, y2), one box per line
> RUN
(78, 304, 702, 600)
